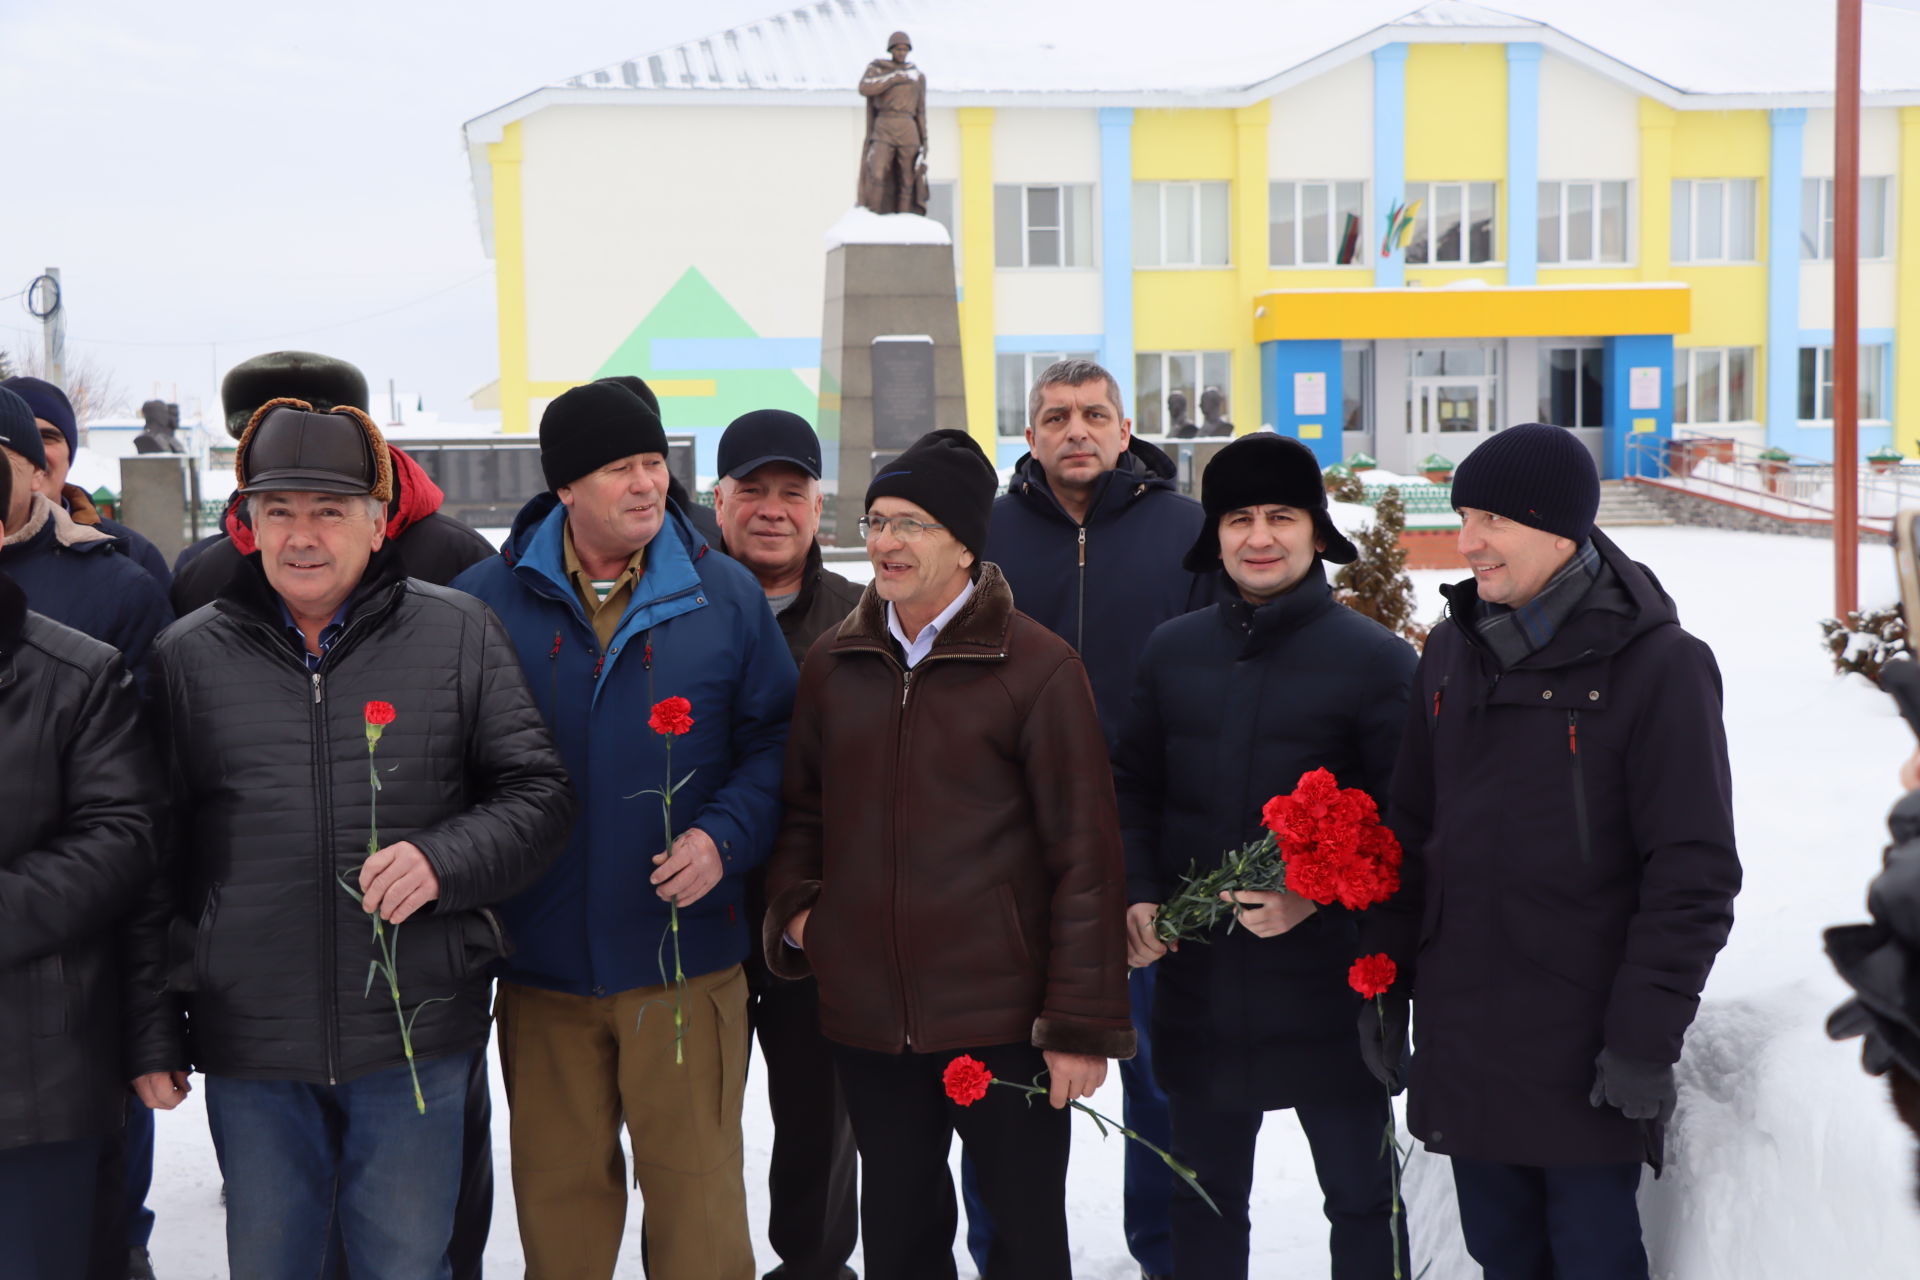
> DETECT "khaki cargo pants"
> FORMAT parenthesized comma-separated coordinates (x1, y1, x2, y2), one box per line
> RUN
(497, 965, 753, 1279)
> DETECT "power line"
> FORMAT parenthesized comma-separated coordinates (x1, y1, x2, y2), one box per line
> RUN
(0, 270, 490, 349)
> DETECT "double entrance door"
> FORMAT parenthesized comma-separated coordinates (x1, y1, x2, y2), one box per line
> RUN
(1406, 346, 1500, 452)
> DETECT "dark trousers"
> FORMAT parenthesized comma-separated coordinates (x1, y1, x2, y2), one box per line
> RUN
(1450, 1156, 1649, 1280)
(0, 1135, 105, 1280)
(963, 968, 1174, 1277)
(832, 1041, 1070, 1280)
(750, 972, 859, 1279)
(85, 1097, 152, 1280)
(1167, 1091, 1406, 1280)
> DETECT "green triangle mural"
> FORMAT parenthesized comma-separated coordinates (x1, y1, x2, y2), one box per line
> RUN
(594, 267, 822, 437)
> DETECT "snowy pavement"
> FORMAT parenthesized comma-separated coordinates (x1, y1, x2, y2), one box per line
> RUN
(142, 526, 1920, 1276)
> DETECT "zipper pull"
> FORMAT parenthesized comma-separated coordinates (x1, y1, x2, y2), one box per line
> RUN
(1077, 526, 1087, 567)
(312, 672, 323, 705)
(1567, 710, 1579, 755)
(901, 668, 913, 708)
(592, 653, 606, 681)
(548, 629, 562, 660)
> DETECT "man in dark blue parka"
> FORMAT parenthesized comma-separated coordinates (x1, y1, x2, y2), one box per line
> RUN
(1116, 433, 1414, 1280)
(1364, 424, 1740, 1280)
(979, 358, 1206, 1280)
(452, 381, 794, 1276)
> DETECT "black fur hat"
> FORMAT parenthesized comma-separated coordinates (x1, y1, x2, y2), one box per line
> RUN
(1183, 433, 1357, 573)
(221, 351, 370, 441)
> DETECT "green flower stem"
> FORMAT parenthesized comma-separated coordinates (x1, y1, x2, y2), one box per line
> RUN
(346, 724, 430, 1114)
(1378, 996, 1406, 1280)
(660, 734, 690, 1066)
(987, 1079, 1220, 1216)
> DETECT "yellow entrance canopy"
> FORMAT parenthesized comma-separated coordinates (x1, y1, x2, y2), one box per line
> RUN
(1252, 282, 1690, 343)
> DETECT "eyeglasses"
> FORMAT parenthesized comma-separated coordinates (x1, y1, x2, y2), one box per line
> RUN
(858, 514, 946, 541)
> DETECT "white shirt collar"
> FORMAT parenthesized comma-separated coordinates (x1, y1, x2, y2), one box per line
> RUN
(886, 576, 976, 669)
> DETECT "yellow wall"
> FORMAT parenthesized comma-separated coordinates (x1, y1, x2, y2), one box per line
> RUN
(1900, 107, 1920, 454)
(1405, 44, 1507, 182)
(1232, 103, 1268, 434)
(489, 122, 529, 434)
(1670, 110, 1770, 178)
(1136, 274, 1245, 350)
(1133, 109, 1237, 178)
(957, 108, 997, 452)
(1638, 100, 1676, 282)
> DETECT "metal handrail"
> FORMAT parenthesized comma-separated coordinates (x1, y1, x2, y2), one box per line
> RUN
(1624, 434, 1907, 531)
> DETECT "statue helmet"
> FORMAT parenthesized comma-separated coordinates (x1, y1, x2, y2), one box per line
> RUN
(887, 31, 911, 52)
(220, 350, 370, 441)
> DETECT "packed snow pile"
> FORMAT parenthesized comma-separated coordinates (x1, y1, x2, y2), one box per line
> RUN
(824, 206, 952, 249)
(139, 526, 1920, 1276)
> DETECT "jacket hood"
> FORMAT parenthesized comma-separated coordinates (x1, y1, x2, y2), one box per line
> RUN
(496, 487, 711, 571)
(1440, 528, 1678, 666)
(1007, 437, 1180, 524)
(222, 443, 447, 556)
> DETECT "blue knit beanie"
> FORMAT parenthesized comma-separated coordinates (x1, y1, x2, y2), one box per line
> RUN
(1, 377, 76, 457)
(0, 385, 47, 472)
(1450, 423, 1599, 542)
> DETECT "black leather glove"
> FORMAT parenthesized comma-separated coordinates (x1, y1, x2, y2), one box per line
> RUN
(1358, 994, 1410, 1095)
(1588, 1047, 1676, 1122)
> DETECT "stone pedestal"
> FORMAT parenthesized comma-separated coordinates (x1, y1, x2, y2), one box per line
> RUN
(118, 454, 194, 563)
(820, 241, 966, 544)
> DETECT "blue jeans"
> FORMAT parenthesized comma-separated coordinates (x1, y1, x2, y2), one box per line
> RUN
(126, 1098, 155, 1249)
(963, 966, 1175, 1277)
(206, 1052, 474, 1280)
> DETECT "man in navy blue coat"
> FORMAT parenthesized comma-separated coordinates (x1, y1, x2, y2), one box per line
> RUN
(979, 358, 1206, 1280)
(453, 381, 794, 1278)
(1116, 433, 1414, 1280)
(1365, 425, 1739, 1280)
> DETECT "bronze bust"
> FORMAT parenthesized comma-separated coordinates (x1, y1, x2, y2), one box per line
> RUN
(858, 31, 928, 216)
(134, 399, 185, 454)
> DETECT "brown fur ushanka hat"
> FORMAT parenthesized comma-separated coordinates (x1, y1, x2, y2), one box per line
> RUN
(234, 396, 393, 504)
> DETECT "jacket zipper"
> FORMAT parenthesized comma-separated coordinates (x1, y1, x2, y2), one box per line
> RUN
(1567, 710, 1591, 863)
(1075, 526, 1087, 651)
(312, 670, 340, 1084)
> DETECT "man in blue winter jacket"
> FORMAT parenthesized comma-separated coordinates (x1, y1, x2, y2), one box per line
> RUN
(452, 380, 796, 1278)
(978, 358, 1208, 1280)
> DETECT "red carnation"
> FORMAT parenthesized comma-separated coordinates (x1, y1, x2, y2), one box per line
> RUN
(648, 697, 695, 737)
(364, 700, 396, 727)
(943, 1054, 994, 1107)
(1348, 953, 1398, 998)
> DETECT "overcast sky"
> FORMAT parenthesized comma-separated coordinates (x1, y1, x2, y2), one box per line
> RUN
(5, 1, 1916, 429)
(0, 0, 775, 426)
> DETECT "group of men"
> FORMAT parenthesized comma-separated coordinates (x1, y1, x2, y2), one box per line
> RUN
(2, 349, 1738, 1280)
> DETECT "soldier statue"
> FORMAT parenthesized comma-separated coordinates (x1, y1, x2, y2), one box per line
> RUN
(858, 31, 928, 216)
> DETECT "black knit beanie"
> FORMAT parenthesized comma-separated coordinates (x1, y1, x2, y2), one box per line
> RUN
(596, 375, 661, 419)
(540, 382, 668, 491)
(1183, 433, 1356, 573)
(1449, 423, 1599, 542)
(0, 384, 47, 473)
(864, 428, 997, 562)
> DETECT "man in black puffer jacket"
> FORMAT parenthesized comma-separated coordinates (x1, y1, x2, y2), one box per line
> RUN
(125, 399, 573, 1278)
(0, 454, 164, 1276)
(1116, 434, 1414, 1280)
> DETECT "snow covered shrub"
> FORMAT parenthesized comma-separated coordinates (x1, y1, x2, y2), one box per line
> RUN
(1323, 466, 1366, 504)
(1820, 605, 1909, 680)
(1335, 486, 1428, 650)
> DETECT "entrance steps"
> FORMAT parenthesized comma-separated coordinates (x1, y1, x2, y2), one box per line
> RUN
(1596, 480, 1674, 528)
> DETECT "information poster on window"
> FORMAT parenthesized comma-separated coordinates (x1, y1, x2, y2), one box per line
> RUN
(1629, 367, 1662, 411)
(1293, 371, 1327, 416)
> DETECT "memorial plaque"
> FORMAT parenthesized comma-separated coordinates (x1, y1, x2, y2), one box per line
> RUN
(872, 336, 936, 450)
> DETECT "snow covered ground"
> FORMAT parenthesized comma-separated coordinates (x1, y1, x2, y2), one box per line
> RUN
(141, 526, 1920, 1276)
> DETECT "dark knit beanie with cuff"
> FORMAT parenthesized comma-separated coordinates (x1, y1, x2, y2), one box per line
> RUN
(539, 381, 669, 492)
(2, 377, 77, 458)
(1449, 422, 1600, 542)
(0, 384, 47, 473)
(864, 428, 997, 563)
(1183, 432, 1357, 573)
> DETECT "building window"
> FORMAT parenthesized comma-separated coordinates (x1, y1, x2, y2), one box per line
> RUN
(993, 185, 1093, 268)
(1673, 347, 1756, 425)
(1404, 182, 1497, 264)
(1133, 182, 1231, 268)
(1537, 347, 1605, 427)
(1671, 180, 1758, 263)
(1538, 182, 1628, 264)
(1135, 351, 1231, 437)
(995, 350, 1099, 438)
(926, 181, 958, 242)
(1342, 345, 1373, 435)
(1271, 181, 1365, 267)
(1800, 176, 1891, 260)
(1798, 345, 1889, 422)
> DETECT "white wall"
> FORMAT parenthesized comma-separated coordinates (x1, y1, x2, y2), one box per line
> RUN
(994, 270, 1103, 336)
(1268, 57, 1371, 180)
(519, 102, 862, 381)
(991, 108, 1100, 184)
(1801, 107, 1900, 177)
(1537, 52, 1640, 181)
(1800, 261, 1899, 331)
